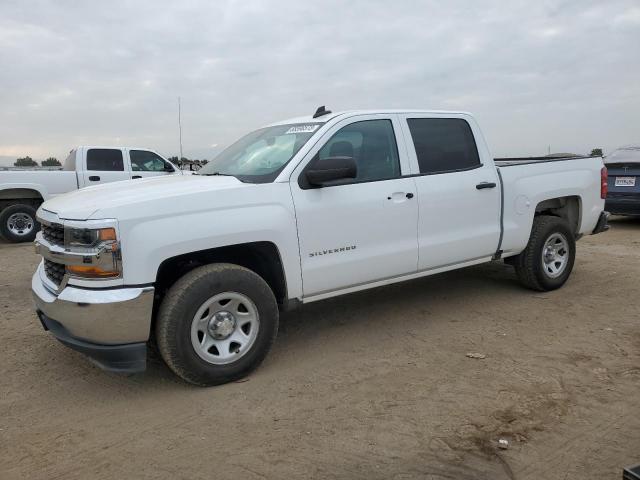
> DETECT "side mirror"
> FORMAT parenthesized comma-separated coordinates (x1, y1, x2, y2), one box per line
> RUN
(164, 163, 175, 172)
(305, 156, 357, 186)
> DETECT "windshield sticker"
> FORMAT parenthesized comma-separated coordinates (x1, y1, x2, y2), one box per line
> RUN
(284, 125, 320, 134)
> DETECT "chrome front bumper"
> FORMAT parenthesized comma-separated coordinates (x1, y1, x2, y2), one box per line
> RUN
(32, 264, 154, 345)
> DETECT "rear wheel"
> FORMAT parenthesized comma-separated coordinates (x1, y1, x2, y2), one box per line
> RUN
(0, 204, 39, 243)
(512, 215, 576, 291)
(156, 263, 279, 386)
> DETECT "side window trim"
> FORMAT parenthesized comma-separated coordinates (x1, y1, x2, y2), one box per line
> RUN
(297, 118, 402, 190)
(125, 148, 134, 172)
(400, 163, 483, 178)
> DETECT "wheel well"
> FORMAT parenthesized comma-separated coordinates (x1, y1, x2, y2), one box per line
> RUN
(534, 196, 581, 235)
(154, 241, 288, 311)
(0, 189, 44, 212)
(0, 188, 43, 201)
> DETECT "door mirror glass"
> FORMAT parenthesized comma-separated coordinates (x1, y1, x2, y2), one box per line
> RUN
(305, 156, 357, 186)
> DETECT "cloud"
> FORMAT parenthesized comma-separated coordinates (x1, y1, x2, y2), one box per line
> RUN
(613, 6, 640, 26)
(0, 0, 639, 166)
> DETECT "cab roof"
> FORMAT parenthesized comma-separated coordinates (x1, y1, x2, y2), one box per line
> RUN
(267, 109, 472, 127)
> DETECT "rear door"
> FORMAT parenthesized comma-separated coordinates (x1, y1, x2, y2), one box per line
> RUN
(127, 149, 177, 179)
(398, 115, 501, 270)
(81, 148, 131, 186)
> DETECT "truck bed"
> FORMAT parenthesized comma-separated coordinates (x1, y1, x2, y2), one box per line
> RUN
(495, 156, 592, 167)
(495, 155, 604, 257)
(0, 170, 78, 200)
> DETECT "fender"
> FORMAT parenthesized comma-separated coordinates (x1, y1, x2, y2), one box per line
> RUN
(0, 183, 49, 201)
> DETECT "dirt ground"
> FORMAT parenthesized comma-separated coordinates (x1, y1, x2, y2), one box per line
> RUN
(1, 218, 639, 479)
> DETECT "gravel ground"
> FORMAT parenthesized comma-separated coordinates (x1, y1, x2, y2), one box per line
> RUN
(1, 217, 639, 479)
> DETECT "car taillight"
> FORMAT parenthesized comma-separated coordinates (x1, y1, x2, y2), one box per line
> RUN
(601, 166, 608, 199)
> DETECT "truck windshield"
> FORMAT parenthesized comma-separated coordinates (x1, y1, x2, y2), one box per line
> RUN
(199, 123, 322, 183)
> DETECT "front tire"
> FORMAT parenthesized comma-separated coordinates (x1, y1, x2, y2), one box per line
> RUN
(0, 204, 39, 243)
(155, 263, 279, 386)
(513, 215, 576, 291)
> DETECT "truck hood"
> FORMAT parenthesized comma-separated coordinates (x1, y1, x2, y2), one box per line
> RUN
(42, 175, 247, 220)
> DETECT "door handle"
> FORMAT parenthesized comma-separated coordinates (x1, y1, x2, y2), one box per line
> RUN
(132, 175, 142, 179)
(89, 176, 100, 181)
(387, 192, 414, 200)
(476, 182, 496, 190)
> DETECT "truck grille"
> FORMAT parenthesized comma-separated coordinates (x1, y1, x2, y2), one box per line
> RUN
(44, 259, 65, 286)
(41, 223, 64, 246)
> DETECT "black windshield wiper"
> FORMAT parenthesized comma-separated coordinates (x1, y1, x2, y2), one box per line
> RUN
(201, 172, 233, 177)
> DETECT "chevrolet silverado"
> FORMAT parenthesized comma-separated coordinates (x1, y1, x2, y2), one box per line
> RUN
(31, 108, 609, 386)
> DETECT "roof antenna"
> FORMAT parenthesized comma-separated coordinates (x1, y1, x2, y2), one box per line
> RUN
(313, 105, 332, 118)
(178, 96, 184, 162)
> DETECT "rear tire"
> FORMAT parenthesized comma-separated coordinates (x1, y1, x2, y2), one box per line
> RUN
(156, 263, 279, 386)
(0, 204, 40, 243)
(513, 215, 576, 291)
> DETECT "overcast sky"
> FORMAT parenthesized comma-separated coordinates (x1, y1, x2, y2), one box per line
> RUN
(0, 0, 639, 165)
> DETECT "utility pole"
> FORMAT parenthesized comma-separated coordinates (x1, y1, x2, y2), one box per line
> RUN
(178, 97, 184, 161)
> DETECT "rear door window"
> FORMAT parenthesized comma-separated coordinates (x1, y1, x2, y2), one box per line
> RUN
(86, 149, 124, 171)
(407, 118, 481, 174)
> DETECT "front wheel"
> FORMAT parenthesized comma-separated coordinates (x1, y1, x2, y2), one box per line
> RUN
(0, 204, 40, 243)
(155, 263, 279, 386)
(512, 215, 576, 291)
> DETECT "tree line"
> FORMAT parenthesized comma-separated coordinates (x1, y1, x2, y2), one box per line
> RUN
(14, 156, 61, 167)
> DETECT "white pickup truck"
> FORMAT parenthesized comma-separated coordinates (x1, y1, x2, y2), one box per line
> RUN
(31, 108, 609, 386)
(0, 146, 181, 242)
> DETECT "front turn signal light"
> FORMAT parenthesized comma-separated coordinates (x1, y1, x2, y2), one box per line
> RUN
(98, 227, 117, 242)
(66, 265, 120, 278)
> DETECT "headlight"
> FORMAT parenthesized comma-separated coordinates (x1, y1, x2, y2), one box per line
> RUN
(65, 227, 117, 248)
(64, 225, 122, 279)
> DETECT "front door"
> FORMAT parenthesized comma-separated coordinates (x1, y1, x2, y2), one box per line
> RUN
(290, 115, 419, 297)
(127, 149, 177, 179)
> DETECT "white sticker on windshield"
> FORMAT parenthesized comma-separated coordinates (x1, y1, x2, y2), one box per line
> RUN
(284, 125, 320, 134)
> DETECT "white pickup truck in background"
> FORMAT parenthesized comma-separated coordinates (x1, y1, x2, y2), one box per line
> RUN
(0, 147, 181, 242)
(31, 108, 609, 386)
